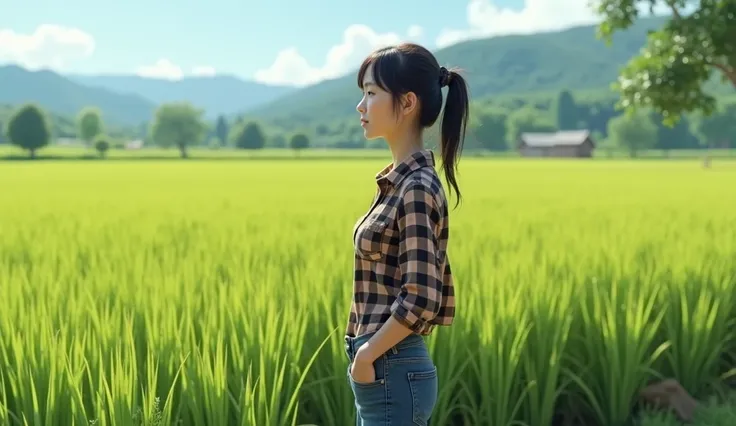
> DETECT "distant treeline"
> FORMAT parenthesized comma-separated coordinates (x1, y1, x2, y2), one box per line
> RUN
(1, 89, 735, 159)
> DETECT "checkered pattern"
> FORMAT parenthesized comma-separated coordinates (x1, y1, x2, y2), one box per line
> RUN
(347, 149, 456, 338)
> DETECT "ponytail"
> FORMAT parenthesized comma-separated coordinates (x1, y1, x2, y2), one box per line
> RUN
(439, 68, 469, 208)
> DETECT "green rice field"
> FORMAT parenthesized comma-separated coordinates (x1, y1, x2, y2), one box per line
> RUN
(1, 156, 735, 425)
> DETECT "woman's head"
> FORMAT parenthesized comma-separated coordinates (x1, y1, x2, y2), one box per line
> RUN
(355, 42, 470, 206)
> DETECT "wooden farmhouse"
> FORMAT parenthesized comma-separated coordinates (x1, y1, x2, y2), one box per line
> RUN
(518, 130, 596, 158)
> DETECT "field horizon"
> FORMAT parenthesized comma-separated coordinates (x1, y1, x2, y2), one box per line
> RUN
(2, 144, 736, 163)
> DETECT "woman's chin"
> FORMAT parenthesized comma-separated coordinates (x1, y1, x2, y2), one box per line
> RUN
(363, 129, 380, 140)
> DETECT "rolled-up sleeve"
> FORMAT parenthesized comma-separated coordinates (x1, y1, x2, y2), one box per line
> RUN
(390, 182, 444, 333)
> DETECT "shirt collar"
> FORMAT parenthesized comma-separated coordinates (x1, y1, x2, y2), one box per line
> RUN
(375, 149, 435, 188)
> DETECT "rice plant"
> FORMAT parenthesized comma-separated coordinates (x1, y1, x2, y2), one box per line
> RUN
(0, 158, 734, 426)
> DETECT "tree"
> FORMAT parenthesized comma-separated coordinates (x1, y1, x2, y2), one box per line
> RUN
(269, 134, 287, 148)
(232, 121, 266, 150)
(555, 90, 578, 130)
(207, 136, 222, 149)
(150, 102, 206, 158)
(649, 112, 700, 153)
(506, 106, 556, 145)
(315, 124, 329, 136)
(592, 0, 736, 126)
(6, 104, 51, 159)
(607, 110, 658, 157)
(215, 115, 228, 147)
(289, 133, 310, 154)
(473, 110, 508, 151)
(696, 102, 736, 148)
(578, 100, 619, 137)
(77, 107, 104, 146)
(94, 134, 110, 158)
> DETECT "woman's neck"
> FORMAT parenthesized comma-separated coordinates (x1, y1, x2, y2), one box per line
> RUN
(387, 131, 423, 169)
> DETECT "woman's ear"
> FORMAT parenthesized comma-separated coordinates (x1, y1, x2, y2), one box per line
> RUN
(401, 92, 418, 116)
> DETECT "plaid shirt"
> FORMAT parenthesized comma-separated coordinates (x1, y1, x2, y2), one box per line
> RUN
(347, 149, 456, 338)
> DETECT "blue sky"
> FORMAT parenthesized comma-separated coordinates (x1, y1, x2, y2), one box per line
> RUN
(0, 0, 646, 86)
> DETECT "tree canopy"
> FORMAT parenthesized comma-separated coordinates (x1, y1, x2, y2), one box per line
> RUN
(593, 0, 736, 125)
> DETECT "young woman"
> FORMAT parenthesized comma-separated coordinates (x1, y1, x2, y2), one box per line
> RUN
(345, 42, 470, 425)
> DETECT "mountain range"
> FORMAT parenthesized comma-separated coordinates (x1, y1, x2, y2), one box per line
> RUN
(247, 16, 670, 127)
(67, 74, 296, 120)
(0, 64, 156, 125)
(1, 15, 730, 129)
(0, 64, 295, 126)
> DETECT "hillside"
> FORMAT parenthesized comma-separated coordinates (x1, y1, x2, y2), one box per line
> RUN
(0, 65, 156, 126)
(247, 16, 680, 124)
(67, 74, 296, 119)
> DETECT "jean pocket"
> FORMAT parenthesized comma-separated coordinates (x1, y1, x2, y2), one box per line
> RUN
(347, 362, 386, 416)
(408, 366, 438, 426)
(347, 362, 385, 389)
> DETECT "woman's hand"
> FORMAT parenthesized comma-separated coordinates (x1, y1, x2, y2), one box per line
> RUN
(350, 351, 377, 384)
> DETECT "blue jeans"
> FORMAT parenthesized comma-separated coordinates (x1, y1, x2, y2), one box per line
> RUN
(344, 332, 438, 426)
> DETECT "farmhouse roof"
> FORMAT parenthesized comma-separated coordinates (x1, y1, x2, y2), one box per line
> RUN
(519, 130, 593, 147)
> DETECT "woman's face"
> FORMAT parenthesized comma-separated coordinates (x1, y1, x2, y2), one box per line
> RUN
(356, 64, 397, 141)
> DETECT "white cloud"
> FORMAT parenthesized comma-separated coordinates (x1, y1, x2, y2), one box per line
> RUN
(191, 65, 216, 77)
(253, 24, 424, 87)
(435, 0, 675, 48)
(407, 25, 424, 39)
(0, 25, 216, 80)
(135, 59, 216, 80)
(0, 24, 95, 70)
(435, 0, 598, 48)
(135, 58, 183, 80)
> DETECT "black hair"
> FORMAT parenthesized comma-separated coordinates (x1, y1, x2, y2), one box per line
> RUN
(357, 42, 470, 207)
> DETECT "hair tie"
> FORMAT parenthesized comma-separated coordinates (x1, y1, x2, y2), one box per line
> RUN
(439, 66, 451, 87)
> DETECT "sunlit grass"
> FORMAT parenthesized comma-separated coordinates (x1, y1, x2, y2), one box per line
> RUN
(0, 157, 734, 425)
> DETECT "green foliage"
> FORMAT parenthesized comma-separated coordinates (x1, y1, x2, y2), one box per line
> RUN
(289, 133, 309, 151)
(6, 103, 52, 158)
(471, 108, 508, 151)
(1, 105, 70, 139)
(0, 160, 734, 425)
(232, 121, 266, 150)
(315, 124, 328, 136)
(555, 90, 579, 130)
(206, 136, 222, 149)
(5, 87, 735, 157)
(592, 0, 736, 125)
(77, 107, 105, 144)
(215, 115, 228, 146)
(150, 102, 207, 158)
(650, 112, 701, 151)
(94, 134, 111, 158)
(607, 109, 658, 156)
(269, 134, 287, 148)
(695, 102, 736, 148)
(507, 105, 556, 143)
